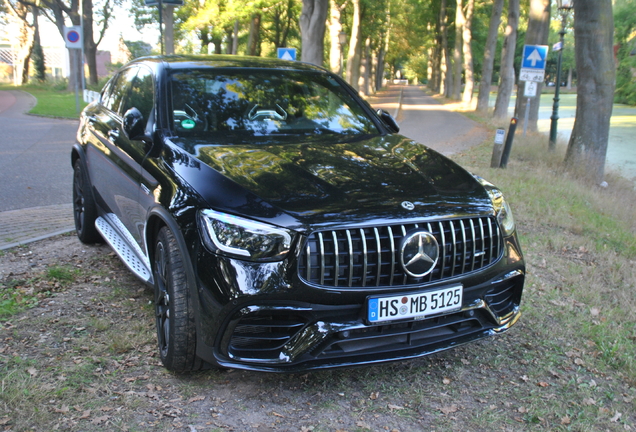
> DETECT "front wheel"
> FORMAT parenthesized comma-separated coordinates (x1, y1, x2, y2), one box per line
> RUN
(153, 226, 202, 372)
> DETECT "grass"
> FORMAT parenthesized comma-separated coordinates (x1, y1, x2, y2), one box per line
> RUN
(0, 82, 88, 119)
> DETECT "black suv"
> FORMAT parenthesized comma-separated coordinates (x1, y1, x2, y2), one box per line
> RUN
(72, 55, 524, 372)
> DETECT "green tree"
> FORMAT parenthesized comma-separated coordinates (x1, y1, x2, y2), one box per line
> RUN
(614, 0, 636, 105)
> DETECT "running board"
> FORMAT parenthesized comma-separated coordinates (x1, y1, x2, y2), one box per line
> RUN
(95, 215, 153, 284)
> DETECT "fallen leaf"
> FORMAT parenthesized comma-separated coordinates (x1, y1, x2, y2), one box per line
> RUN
(27, 367, 37, 377)
(388, 404, 404, 411)
(520, 375, 529, 382)
(369, 392, 379, 400)
(590, 307, 600, 317)
(188, 395, 206, 404)
(582, 398, 596, 406)
(518, 407, 528, 413)
(91, 415, 109, 425)
(79, 410, 91, 419)
(272, 412, 284, 418)
(54, 406, 70, 413)
(537, 382, 549, 387)
(356, 421, 371, 429)
(442, 377, 451, 385)
(440, 405, 458, 415)
(561, 416, 571, 425)
(0, 417, 11, 425)
(574, 358, 585, 366)
(610, 412, 622, 422)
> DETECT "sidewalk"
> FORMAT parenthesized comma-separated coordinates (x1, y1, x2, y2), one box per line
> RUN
(0, 204, 75, 250)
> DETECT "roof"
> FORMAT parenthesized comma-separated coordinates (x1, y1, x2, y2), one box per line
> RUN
(130, 55, 326, 73)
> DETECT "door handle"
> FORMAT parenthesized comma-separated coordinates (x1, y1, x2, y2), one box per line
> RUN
(108, 129, 120, 140)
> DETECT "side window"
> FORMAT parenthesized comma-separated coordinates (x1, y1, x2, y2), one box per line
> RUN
(123, 66, 154, 121)
(102, 67, 138, 115)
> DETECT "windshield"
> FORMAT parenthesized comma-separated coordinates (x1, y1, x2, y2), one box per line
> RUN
(168, 69, 379, 142)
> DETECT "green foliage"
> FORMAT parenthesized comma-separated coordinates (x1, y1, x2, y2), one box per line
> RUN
(31, 38, 46, 82)
(614, 0, 636, 105)
(0, 278, 39, 319)
(124, 40, 153, 60)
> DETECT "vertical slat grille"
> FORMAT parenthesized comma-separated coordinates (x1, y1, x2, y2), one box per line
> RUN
(299, 216, 502, 288)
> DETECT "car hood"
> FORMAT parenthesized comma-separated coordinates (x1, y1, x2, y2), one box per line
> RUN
(169, 134, 494, 231)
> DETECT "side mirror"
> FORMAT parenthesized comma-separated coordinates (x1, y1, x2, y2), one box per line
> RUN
(123, 107, 150, 141)
(376, 109, 400, 133)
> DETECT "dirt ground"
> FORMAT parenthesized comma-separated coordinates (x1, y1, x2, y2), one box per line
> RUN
(1, 233, 635, 432)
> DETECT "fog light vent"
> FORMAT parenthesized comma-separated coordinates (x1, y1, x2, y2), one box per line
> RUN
(229, 315, 307, 361)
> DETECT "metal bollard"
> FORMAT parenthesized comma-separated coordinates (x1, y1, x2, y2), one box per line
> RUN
(499, 117, 518, 169)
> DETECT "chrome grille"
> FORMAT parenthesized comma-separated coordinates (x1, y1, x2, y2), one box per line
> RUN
(298, 217, 502, 288)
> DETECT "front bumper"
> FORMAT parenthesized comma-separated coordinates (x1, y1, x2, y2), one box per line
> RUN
(192, 239, 524, 372)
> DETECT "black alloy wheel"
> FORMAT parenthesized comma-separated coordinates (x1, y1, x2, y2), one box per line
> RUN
(72, 159, 101, 243)
(153, 227, 202, 372)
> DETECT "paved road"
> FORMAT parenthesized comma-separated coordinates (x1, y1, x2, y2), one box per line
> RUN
(397, 86, 488, 155)
(0, 90, 78, 212)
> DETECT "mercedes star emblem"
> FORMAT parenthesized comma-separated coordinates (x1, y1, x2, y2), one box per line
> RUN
(401, 201, 415, 211)
(400, 230, 439, 277)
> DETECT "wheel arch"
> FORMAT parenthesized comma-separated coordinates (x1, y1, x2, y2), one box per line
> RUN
(145, 206, 203, 333)
(71, 143, 85, 169)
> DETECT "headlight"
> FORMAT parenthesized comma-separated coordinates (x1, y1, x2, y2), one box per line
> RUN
(198, 209, 293, 261)
(472, 174, 516, 237)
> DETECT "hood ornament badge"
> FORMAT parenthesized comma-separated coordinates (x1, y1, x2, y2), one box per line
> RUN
(401, 201, 415, 211)
(400, 230, 439, 277)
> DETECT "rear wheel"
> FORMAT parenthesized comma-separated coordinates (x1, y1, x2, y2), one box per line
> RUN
(72, 159, 101, 243)
(153, 226, 202, 372)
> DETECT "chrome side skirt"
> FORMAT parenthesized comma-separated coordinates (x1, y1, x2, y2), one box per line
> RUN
(95, 214, 153, 284)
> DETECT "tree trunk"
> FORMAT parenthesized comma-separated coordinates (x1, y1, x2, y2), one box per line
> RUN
(514, 0, 550, 132)
(461, 0, 475, 104)
(452, 0, 464, 101)
(83, 0, 96, 85)
(31, 6, 46, 82)
(163, 5, 175, 55)
(564, 0, 615, 183)
(345, 0, 361, 89)
(375, 2, 390, 91)
(476, 0, 504, 113)
(299, 0, 329, 66)
(361, 37, 371, 95)
(232, 20, 239, 54)
(493, 0, 519, 119)
(328, 0, 344, 74)
(248, 13, 262, 56)
(439, 0, 452, 97)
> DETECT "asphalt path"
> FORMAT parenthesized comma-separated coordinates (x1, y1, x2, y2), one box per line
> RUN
(0, 90, 77, 212)
(395, 86, 488, 155)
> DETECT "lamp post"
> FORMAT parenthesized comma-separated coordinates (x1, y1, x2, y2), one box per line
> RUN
(548, 0, 574, 151)
(338, 31, 347, 77)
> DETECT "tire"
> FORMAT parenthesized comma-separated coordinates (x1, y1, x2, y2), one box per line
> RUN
(72, 159, 102, 243)
(153, 226, 202, 372)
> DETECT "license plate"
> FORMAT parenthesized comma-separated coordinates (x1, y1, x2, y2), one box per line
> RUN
(367, 285, 463, 323)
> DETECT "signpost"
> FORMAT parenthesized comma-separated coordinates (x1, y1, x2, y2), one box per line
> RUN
(519, 45, 548, 136)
